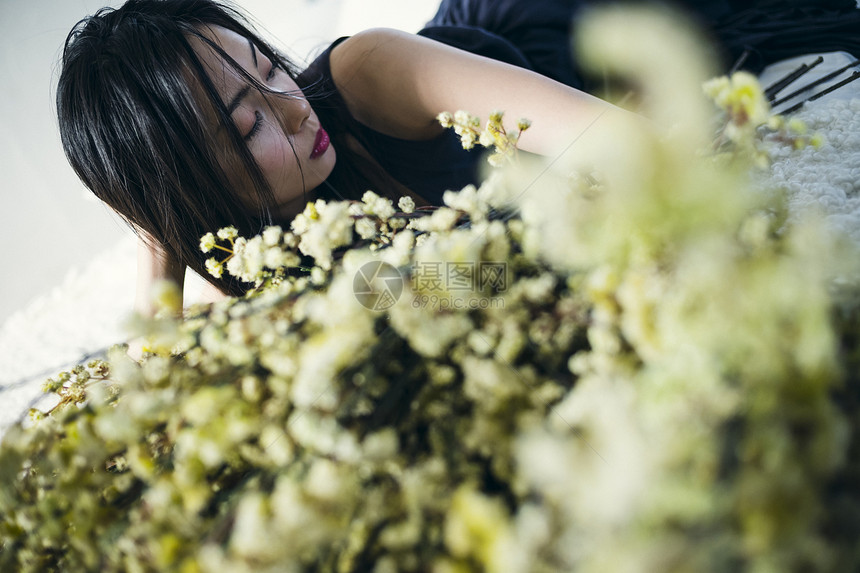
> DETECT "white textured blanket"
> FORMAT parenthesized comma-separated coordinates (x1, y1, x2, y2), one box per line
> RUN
(759, 52, 860, 243)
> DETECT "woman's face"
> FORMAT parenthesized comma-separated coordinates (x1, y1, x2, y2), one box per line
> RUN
(191, 25, 336, 219)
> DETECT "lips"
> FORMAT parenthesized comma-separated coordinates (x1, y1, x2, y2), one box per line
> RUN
(310, 127, 330, 159)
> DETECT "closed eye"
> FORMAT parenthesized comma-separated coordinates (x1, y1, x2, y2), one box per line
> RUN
(244, 110, 263, 141)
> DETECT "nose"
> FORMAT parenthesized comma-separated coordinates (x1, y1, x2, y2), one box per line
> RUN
(275, 93, 310, 135)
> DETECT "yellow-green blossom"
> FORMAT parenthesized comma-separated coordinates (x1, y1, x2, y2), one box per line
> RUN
(217, 226, 238, 241)
(205, 257, 223, 278)
(398, 196, 416, 213)
(200, 232, 216, 253)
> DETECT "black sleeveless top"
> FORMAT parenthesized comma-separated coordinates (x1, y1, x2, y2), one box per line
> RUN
(297, 29, 542, 205)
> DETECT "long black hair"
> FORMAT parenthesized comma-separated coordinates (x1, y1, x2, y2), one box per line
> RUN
(57, 0, 412, 296)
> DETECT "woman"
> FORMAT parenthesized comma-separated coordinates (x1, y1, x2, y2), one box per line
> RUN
(57, 0, 860, 312)
(57, 0, 626, 312)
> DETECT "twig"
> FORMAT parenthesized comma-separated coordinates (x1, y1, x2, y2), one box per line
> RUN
(782, 70, 860, 115)
(772, 60, 860, 108)
(730, 48, 751, 75)
(764, 56, 824, 101)
(0, 345, 118, 393)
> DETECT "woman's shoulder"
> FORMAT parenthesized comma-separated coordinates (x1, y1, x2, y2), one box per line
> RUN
(329, 27, 413, 66)
(327, 28, 420, 100)
(300, 29, 409, 94)
(327, 28, 445, 140)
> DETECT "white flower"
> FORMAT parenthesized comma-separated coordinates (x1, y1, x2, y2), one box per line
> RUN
(702, 76, 730, 102)
(382, 229, 415, 267)
(392, 229, 414, 252)
(416, 207, 459, 232)
(312, 198, 327, 216)
(389, 298, 473, 358)
(290, 213, 309, 235)
(283, 232, 298, 248)
(297, 201, 354, 269)
(705, 71, 770, 128)
(443, 185, 487, 220)
(362, 429, 398, 460)
(199, 232, 216, 253)
(205, 257, 223, 278)
(237, 236, 265, 282)
(461, 132, 477, 150)
(310, 266, 327, 285)
(225, 238, 247, 279)
(262, 226, 283, 247)
(264, 246, 297, 270)
(454, 110, 472, 125)
(230, 494, 277, 560)
(437, 111, 454, 127)
(358, 191, 396, 220)
(398, 196, 416, 213)
(355, 217, 378, 239)
(151, 279, 182, 314)
(217, 226, 238, 241)
(372, 197, 396, 221)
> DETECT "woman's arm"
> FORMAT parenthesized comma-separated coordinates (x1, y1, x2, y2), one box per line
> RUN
(329, 28, 634, 157)
(127, 236, 185, 360)
(134, 235, 186, 317)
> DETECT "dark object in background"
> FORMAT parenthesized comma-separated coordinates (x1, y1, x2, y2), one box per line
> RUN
(426, 0, 860, 90)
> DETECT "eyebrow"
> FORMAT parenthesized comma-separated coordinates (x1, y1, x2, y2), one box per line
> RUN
(225, 39, 259, 115)
(226, 85, 250, 115)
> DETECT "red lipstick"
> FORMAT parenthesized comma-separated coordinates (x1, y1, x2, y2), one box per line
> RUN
(310, 127, 330, 159)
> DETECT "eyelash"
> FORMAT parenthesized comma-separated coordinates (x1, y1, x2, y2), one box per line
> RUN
(244, 110, 263, 142)
(243, 62, 279, 141)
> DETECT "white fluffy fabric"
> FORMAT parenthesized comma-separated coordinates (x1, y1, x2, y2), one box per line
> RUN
(0, 237, 212, 433)
(758, 51, 860, 243)
(0, 236, 136, 431)
(766, 98, 860, 243)
(1, 53, 859, 436)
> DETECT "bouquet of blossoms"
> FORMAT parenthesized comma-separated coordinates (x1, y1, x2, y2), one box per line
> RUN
(2, 6, 859, 572)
